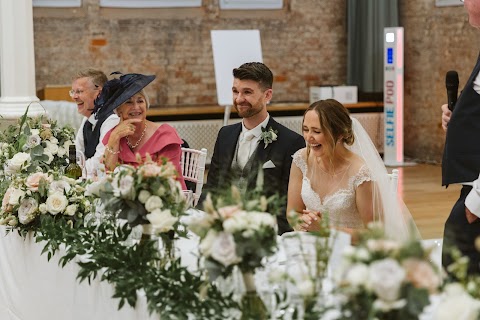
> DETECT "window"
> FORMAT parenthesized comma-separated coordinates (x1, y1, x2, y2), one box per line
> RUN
(219, 0, 283, 10)
(99, 0, 202, 8)
(32, 0, 81, 7)
(435, 0, 463, 6)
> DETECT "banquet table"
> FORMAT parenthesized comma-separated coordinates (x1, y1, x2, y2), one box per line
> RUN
(0, 219, 443, 320)
(0, 227, 157, 320)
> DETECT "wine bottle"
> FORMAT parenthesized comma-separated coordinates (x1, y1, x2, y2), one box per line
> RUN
(65, 145, 83, 180)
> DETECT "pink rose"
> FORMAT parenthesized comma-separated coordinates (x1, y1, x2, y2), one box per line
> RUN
(139, 163, 162, 177)
(218, 205, 241, 219)
(403, 258, 440, 293)
(2, 187, 13, 212)
(25, 172, 50, 191)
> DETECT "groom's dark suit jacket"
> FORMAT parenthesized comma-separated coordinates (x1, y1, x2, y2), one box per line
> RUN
(203, 117, 305, 235)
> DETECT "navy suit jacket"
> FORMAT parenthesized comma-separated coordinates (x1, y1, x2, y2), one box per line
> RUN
(203, 117, 305, 234)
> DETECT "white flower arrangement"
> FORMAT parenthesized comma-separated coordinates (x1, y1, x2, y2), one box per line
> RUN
(186, 185, 278, 279)
(331, 223, 442, 319)
(91, 155, 188, 235)
(0, 114, 75, 176)
(0, 171, 92, 231)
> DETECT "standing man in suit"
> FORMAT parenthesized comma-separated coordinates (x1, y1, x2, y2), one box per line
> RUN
(71, 69, 119, 177)
(203, 62, 305, 234)
(441, 0, 480, 276)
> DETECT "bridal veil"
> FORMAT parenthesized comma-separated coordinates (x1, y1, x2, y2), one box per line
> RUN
(347, 117, 420, 241)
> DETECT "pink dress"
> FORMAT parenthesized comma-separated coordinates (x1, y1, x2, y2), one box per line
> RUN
(103, 124, 187, 190)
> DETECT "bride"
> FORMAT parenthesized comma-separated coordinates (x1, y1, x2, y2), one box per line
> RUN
(286, 99, 418, 241)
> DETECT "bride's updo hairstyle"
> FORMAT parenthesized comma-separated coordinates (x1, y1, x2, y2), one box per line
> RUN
(303, 99, 354, 158)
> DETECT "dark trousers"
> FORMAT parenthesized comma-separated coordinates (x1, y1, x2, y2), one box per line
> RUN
(442, 186, 480, 276)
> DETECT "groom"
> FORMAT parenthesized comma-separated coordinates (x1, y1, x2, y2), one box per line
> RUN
(203, 62, 305, 235)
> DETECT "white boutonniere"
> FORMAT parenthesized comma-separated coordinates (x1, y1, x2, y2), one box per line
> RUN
(260, 126, 278, 149)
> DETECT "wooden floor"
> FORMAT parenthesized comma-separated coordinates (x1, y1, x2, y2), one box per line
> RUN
(393, 164, 460, 240)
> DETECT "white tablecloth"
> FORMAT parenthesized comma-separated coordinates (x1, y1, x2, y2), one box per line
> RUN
(0, 228, 157, 320)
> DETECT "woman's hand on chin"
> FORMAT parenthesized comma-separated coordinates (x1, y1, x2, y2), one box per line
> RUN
(112, 117, 143, 140)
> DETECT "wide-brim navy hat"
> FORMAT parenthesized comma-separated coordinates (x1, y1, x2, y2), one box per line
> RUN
(93, 72, 155, 119)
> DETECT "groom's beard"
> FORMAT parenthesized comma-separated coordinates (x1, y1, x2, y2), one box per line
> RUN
(234, 100, 264, 119)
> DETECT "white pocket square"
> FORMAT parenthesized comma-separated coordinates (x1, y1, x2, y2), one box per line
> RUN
(262, 160, 276, 169)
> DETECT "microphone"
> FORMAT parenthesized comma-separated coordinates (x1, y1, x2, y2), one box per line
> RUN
(445, 70, 459, 111)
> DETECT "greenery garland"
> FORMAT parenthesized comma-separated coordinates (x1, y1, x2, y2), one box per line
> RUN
(34, 215, 238, 319)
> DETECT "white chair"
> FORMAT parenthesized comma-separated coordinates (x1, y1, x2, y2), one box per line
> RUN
(387, 168, 399, 194)
(180, 147, 207, 207)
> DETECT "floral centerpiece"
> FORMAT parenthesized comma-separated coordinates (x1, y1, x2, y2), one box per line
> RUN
(0, 112, 75, 177)
(0, 171, 92, 233)
(267, 218, 334, 319)
(186, 181, 279, 320)
(330, 223, 442, 320)
(87, 155, 189, 263)
(433, 247, 480, 319)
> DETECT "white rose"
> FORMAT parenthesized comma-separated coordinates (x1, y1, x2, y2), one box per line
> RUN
(138, 190, 151, 204)
(30, 129, 40, 136)
(223, 211, 249, 233)
(342, 245, 356, 259)
(84, 180, 106, 197)
(43, 150, 54, 164)
(49, 180, 71, 196)
(9, 188, 25, 206)
(39, 203, 47, 214)
(185, 211, 214, 237)
(45, 192, 68, 215)
(57, 147, 66, 157)
(112, 175, 134, 199)
(44, 141, 59, 155)
(435, 284, 480, 320)
(296, 279, 315, 297)
(65, 204, 77, 216)
(252, 212, 276, 228)
(146, 208, 178, 233)
(18, 198, 38, 224)
(48, 136, 58, 144)
(368, 258, 405, 302)
(199, 229, 218, 257)
(210, 232, 241, 267)
(63, 140, 72, 151)
(26, 134, 41, 148)
(145, 195, 163, 212)
(7, 152, 31, 172)
(355, 247, 371, 261)
(344, 263, 369, 287)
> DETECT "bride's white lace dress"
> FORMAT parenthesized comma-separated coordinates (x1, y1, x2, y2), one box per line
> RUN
(292, 148, 372, 229)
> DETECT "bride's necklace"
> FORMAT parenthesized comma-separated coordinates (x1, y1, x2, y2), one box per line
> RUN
(315, 157, 350, 177)
(126, 122, 147, 149)
(315, 157, 352, 194)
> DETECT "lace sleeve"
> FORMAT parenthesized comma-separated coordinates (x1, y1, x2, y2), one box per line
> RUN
(353, 164, 373, 189)
(292, 148, 307, 175)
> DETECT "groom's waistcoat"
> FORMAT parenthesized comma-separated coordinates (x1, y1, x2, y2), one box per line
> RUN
(442, 55, 480, 186)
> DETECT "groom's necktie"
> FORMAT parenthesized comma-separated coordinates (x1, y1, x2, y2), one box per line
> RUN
(237, 132, 255, 169)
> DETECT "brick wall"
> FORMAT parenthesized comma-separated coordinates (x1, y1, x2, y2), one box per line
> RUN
(33, 0, 475, 162)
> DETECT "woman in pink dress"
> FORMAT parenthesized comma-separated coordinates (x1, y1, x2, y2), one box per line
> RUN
(94, 72, 186, 189)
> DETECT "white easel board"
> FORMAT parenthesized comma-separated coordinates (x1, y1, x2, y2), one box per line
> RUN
(211, 30, 263, 106)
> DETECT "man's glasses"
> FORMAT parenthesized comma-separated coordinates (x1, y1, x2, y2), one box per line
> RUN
(69, 85, 99, 98)
(69, 89, 85, 97)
